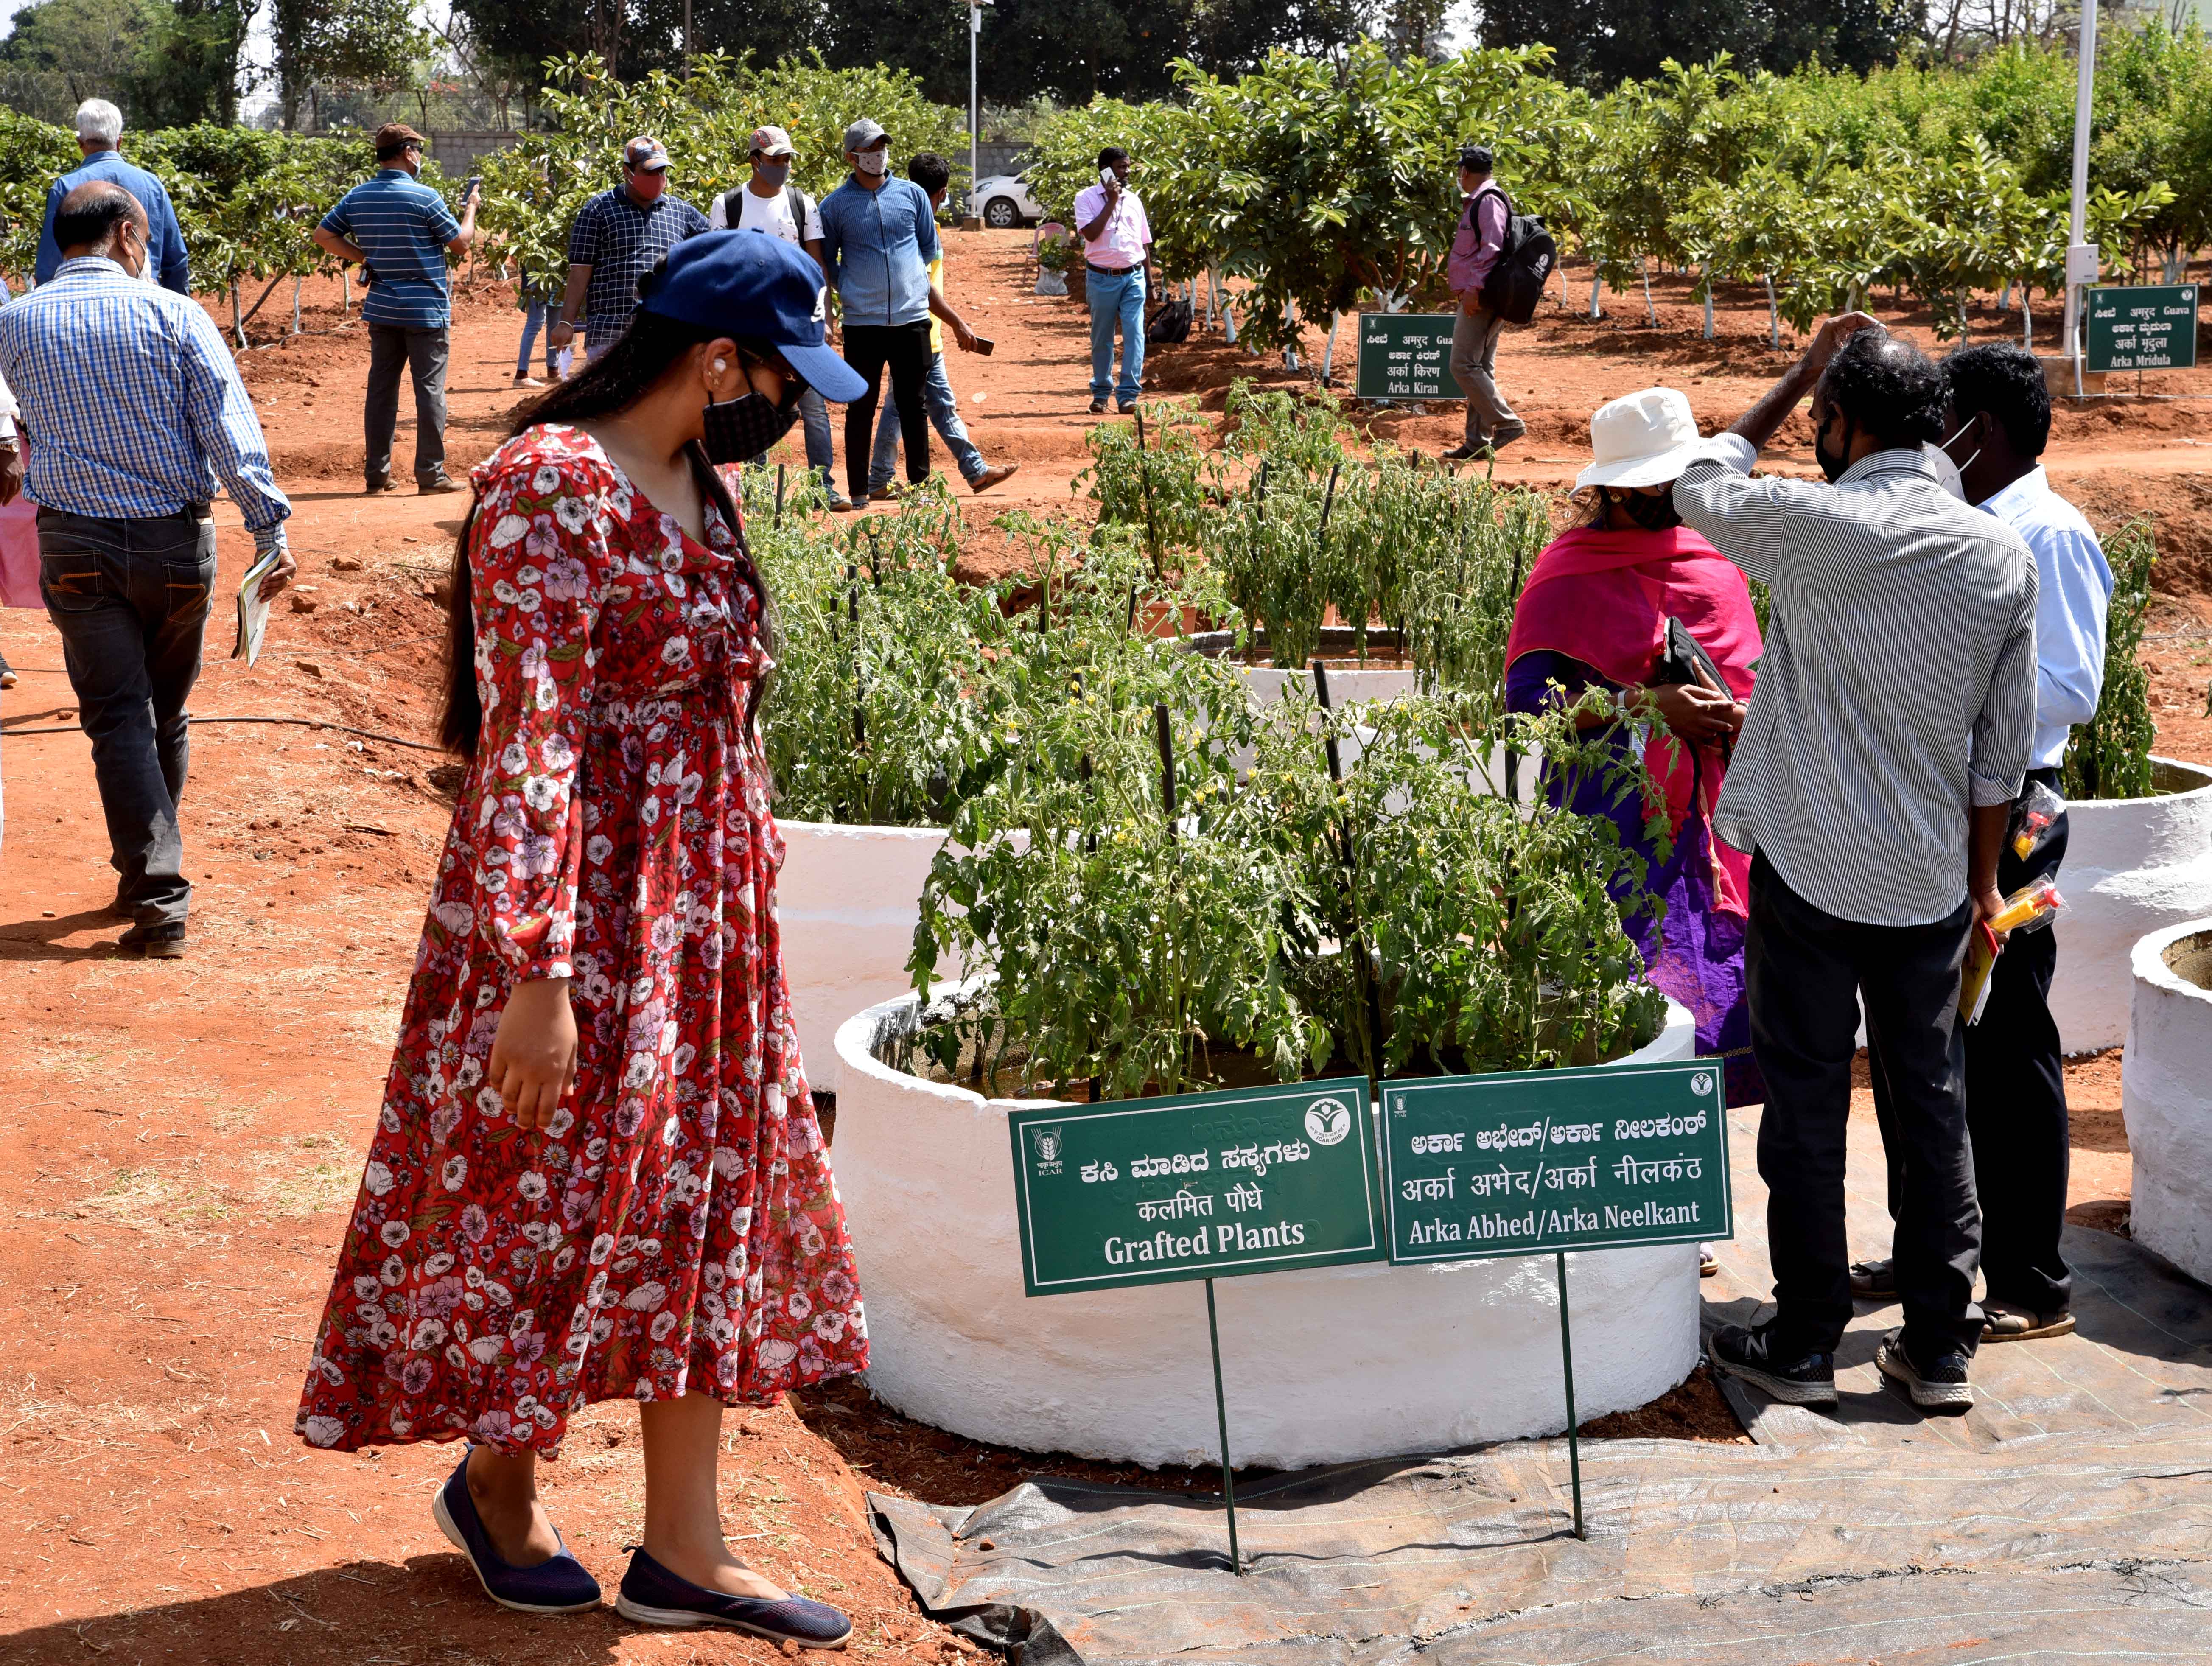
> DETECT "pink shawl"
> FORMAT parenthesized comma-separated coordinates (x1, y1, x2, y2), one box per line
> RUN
(1504, 524, 1762, 916)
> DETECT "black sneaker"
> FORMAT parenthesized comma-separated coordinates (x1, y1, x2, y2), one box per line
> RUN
(364, 474, 394, 495)
(116, 922, 188, 960)
(1439, 442, 1483, 462)
(1708, 1322, 1837, 1407)
(1876, 1327, 1973, 1414)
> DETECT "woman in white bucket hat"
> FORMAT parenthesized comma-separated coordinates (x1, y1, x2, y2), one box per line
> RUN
(1504, 386, 1766, 1113)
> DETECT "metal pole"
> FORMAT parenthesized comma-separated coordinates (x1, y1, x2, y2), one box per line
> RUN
(2062, 0, 2100, 386)
(1204, 1278, 1243, 1575)
(1556, 1250, 1585, 1540)
(969, 4, 981, 229)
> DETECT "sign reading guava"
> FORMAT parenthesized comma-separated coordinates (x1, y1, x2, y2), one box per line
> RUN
(2085, 284, 2198, 373)
(1355, 312, 1457, 400)
(1381, 1057, 1731, 1263)
(1006, 1077, 1382, 1297)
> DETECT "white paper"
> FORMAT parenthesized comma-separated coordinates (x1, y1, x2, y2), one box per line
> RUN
(234, 549, 282, 667)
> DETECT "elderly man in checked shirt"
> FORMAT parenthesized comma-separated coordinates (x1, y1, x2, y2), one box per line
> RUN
(1678, 315, 2038, 1419)
(0, 182, 294, 960)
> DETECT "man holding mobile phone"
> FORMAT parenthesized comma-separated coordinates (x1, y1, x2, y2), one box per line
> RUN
(1073, 146, 1151, 415)
(865, 153, 1017, 499)
(313, 124, 480, 494)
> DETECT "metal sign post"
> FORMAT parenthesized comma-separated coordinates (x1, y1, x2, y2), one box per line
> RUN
(1555, 1250, 1584, 1540)
(2061, 0, 2101, 394)
(1202, 1279, 1243, 1574)
(1382, 1056, 1732, 1540)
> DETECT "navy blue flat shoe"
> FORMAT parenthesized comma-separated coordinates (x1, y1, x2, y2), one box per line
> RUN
(616, 1547, 853, 1647)
(431, 1450, 603, 1615)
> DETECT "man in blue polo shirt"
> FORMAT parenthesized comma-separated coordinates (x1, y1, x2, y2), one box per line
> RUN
(34, 100, 189, 294)
(549, 137, 709, 364)
(313, 123, 480, 495)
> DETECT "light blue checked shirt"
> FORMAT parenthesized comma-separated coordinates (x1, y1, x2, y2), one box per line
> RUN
(0, 257, 291, 554)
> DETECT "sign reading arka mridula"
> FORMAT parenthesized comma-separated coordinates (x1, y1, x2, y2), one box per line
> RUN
(1006, 1078, 1383, 1297)
(2086, 284, 2198, 373)
(1383, 1057, 1731, 1263)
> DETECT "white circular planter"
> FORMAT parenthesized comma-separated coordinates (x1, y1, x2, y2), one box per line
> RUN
(2052, 758, 2212, 1053)
(2121, 918, 2212, 1286)
(833, 991, 1701, 1469)
(775, 820, 949, 1094)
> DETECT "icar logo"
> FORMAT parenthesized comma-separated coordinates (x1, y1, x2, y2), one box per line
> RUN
(1304, 1097, 1352, 1146)
(1029, 1125, 1065, 1174)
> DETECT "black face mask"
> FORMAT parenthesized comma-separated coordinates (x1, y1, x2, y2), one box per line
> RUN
(1813, 412, 1851, 483)
(701, 386, 803, 465)
(1612, 488, 1681, 532)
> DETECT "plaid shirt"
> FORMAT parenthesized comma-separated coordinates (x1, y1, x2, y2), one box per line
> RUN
(567, 186, 708, 339)
(0, 257, 291, 554)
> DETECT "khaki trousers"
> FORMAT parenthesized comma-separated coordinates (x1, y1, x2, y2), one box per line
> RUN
(1449, 302, 1518, 445)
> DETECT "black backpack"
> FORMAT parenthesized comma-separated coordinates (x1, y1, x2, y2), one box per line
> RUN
(719, 183, 812, 239)
(1471, 185, 1556, 325)
(1145, 292, 1193, 346)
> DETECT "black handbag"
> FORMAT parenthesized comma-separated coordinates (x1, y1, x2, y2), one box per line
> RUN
(1649, 616, 1732, 762)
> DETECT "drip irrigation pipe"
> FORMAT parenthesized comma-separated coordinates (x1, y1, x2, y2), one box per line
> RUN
(1, 713, 448, 753)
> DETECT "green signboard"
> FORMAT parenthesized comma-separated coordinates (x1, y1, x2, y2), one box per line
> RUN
(1355, 312, 1458, 400)
(1382, 1057, 1731, 1264)
(1005, 1078, 1383, 1297)
(2086, 284, 2199, 372)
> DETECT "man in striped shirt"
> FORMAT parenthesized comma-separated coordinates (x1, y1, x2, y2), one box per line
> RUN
(314, 124, 480, 494)
(0, 183, 293, 959)
(1681, 316, 2038, 1418)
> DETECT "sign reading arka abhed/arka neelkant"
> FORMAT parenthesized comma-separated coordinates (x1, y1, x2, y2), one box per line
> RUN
(1006, 1078, 1382, 1297)
(1382, 1057, 1731, 1263)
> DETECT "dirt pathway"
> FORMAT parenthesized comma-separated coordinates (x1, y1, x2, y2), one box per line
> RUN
(0, 234, 2201, 1663)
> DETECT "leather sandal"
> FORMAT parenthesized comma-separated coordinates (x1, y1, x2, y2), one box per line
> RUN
(1982, 1303, 2075, 1342)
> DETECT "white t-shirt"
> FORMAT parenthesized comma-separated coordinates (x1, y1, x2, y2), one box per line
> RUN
(711, 183, 826, 319)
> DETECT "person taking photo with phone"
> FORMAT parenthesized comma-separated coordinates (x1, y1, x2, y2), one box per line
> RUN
(314, 124, 481, 494)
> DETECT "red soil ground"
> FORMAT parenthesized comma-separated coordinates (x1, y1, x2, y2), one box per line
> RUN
(0, 230, 2200, 1661)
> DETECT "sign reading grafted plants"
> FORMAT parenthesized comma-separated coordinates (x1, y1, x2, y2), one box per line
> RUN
(1382, 1058, 1730, 1263)
(1006, 1079, 1383, 1296)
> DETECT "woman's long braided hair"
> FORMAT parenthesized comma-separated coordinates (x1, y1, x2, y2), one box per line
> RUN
(437, 308, 778, 755)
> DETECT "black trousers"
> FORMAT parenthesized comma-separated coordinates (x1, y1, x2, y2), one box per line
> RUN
(1874, 767, 2071, 1315)
(37, 506, 217, 928)
(365, 322, 451, 487)
(1747, 851, 1982, 1358)
(841, 322, 932, 496)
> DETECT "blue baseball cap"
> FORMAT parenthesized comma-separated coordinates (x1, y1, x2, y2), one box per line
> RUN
(637, 230, 868, 404)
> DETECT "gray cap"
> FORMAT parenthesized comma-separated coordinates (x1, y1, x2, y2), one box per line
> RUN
(842, 117, 888, 153)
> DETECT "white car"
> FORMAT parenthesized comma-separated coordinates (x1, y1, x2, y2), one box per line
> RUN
(968, 171, 1045, 229)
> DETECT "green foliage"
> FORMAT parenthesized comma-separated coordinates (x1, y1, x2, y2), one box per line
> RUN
(2062, 520, 2158, 803)
(908, 680, 1667, 1098)
(476, 52, 968, 298)
(1019, 30, 2202, 345)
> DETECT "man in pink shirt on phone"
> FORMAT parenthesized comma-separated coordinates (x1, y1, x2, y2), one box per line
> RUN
(1443, 143, 1525, 460)
(1072, 145, 1153, 415)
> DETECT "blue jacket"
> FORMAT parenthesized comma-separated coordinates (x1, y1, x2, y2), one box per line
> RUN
(36, 150, 191, 294)
(818, 176, 939, 328)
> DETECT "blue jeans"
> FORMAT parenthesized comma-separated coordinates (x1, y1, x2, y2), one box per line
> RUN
(516, 301, 559, 376)
(38, 507, 216, 928)
(1087, 266, 1146, 405)
(747, 386, 837, 490)
(870, 352, 985, 489)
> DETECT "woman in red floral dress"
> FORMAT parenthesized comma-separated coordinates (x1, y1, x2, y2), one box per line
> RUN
(297, 234, 873, 1647)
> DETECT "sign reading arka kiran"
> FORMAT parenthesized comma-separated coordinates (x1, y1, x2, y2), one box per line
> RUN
(1383, 1057, 1731, 1263)
(1006, 1078, 1383, 1297)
